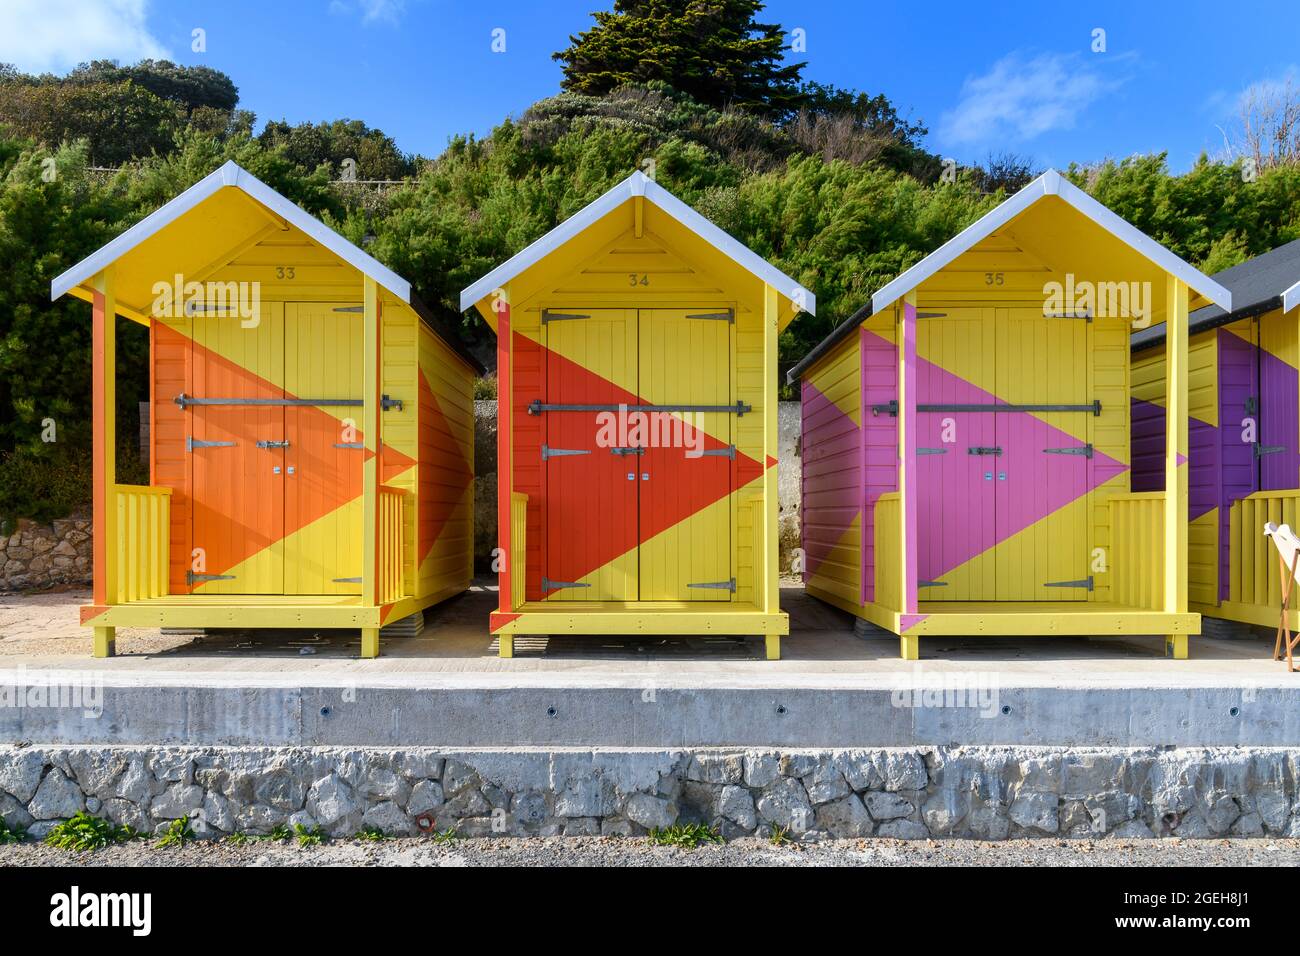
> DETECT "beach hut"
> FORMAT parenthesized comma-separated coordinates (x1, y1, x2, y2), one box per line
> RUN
(788, 170, 1231, 660)
(52, 161, 482, 658)
(1131, 239, 1300, 630)
(460, 171, 812, 659)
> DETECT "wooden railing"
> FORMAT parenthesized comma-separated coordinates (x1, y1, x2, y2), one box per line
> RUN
(114, 485, 171, 603)
(1229, 489, 1300, 611)
(1108, 492, 1165, 610)
(377, 486, 408, 604)
(510, 492, 528, 610)
(873, 492, 902, 612)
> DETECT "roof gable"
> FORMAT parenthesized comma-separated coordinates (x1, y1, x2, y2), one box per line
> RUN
(870, 169, 1231, 314)
(51, 161, 411, 304)
(458, 171, 815, 315)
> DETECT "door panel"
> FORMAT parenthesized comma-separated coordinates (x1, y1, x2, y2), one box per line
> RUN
(283, 303, 365, 595)
(915, 308, 996, 601)
(544, 309, 639, 601)
(994, 309, 1091, 601)
(637, 309, 732, 601)
(189, 304, 284, 594)
(1256, 317, 1299, 491)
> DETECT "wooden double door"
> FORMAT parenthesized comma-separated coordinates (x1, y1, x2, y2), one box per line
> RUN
(185, 302, 364, 595)
(914, 307, 1096, 602)
(540, 308, 735, 602)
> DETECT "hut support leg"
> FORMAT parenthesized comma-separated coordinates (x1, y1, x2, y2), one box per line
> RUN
(360, 628, 380, 659)
(92, 626, 115, 658)
(900, 634, 919, 660)
(499, 634, 514, 659)
(764, 634, 780, 661)
(1165, 635, 1188, 660)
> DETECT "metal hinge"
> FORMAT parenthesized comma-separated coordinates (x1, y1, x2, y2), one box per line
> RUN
(542, 576, 590, 591)
(1255, 442, 1286, 458)
(256, 439, 291, 449)
(541, 310, 590, 324)
(968, 446, 1002, 456)
(381, 394, 404, 411)
(686, 310, 734, 323)
(332, 576, 362, 583)
(333, 305, 364, 313)
(1044, 576, 1094, 591)
(334, 442, 364, 450)
(918, 579, 947, 588)
(687, 578, 736, 592)
(187, 571, 235, 585)
(542, 445, 591, 460)
(915, 311, 947, 319)
(1044, 444, 1093, 458)
(698, 445, 736, 459)
(186, 436, 235, 451)
(1043, 310, 1093, 321)
(916, 447, 947, 455)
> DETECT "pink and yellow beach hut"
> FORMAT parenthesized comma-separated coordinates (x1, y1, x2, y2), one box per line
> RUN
(789, 170, 1231, 659)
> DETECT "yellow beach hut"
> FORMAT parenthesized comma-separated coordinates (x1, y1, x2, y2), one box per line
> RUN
(1130, 239, 1300, 631)
(788, 170, 1231, 659)
(52, 161, 482, 658)
(461, 171, 813, 659)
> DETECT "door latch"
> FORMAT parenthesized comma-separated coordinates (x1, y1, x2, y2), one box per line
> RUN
(256, 439, 290, 449)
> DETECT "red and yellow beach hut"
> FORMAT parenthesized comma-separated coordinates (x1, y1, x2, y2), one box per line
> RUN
(789, 170, 1231, 659)
(1131, 239, 1300, 629)
(461, 171, 812, 659)
(52, 161, 481, 658)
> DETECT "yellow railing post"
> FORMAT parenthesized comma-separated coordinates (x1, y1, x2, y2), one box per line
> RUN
(1164, 276, 1190, 658)
(361, 276, 381, 659)
(762, 284, 781, 660)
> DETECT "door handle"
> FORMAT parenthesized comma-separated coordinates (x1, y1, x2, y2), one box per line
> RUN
(998, 472, 1006, 481)
(627, 472, 636, 481)
(641, 473, 650, 481)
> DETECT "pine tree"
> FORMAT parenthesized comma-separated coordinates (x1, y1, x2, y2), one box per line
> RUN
(553, 0, 805, 115)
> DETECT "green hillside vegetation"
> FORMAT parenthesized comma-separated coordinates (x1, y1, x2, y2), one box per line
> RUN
(1, 0, 1298, 522)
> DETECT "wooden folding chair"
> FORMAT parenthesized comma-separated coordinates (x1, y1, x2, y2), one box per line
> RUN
(1263, 522, 1300, 672)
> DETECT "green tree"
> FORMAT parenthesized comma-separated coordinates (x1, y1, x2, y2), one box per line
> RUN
(258, 118, 415, 180)
(554, 0, 805, 114)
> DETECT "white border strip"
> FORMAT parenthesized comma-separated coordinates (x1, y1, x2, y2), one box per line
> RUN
(458, 171, 815, 314)
(871, 169, 1231, 314)
(1283, 277, 1300, 315)
(51, 160, 411, 302)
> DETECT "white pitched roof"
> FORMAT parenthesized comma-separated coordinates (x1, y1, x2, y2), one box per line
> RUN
(458, 171, 815, 314)
(870, 168, 1232, 314)
(51, 160, 411, 302)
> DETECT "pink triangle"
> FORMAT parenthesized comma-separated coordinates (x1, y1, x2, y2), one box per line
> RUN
(915, 352, 1128, 581)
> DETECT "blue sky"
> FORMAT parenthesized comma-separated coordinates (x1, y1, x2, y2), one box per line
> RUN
(3, 0, 1297, 171)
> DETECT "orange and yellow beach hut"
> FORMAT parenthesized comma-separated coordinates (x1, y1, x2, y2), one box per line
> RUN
(53, 161, 481, 658)
(461, 171, 812, 659)
(788, 170, 1231, 659)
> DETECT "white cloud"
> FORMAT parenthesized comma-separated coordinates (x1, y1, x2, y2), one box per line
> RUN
(328, 0, 405, 25)
(939, 51, 1130, 147)
(0, 0, 170, 74)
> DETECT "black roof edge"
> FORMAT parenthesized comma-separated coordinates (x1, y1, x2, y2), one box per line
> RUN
(1130, 295, 1283, 354)
(786, 300, 874, 385)
(408, 292, 487, 375)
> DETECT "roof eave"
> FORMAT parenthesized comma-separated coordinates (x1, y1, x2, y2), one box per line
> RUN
(458, 171, 815, 316)
(51, 160, 412, 304)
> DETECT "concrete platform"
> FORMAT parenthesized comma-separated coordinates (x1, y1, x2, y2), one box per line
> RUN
(0, 584, 1295, 748)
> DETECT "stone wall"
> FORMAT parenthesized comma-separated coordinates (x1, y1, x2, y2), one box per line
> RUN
(2, 745, 1294, 841)
(0, 513, 92, 593)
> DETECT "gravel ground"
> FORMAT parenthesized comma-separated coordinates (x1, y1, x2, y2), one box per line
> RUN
(3, 836, 1299, 867)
